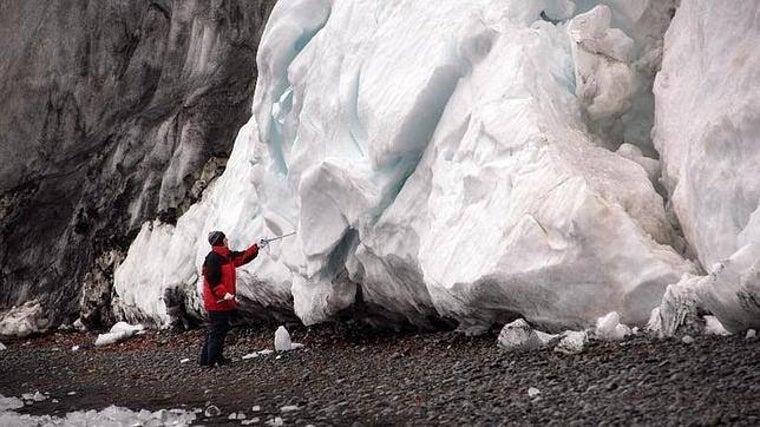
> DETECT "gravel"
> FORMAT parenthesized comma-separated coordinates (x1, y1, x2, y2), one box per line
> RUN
(1, 325, 759, 425)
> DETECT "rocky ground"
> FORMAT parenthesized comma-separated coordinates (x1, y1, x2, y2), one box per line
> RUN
(1, 323, 759, 426)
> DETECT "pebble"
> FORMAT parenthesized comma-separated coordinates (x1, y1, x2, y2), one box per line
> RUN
(204, 405, 221, 417)
(1, 326, 757, 425)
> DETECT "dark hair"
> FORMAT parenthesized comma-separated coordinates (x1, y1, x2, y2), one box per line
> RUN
(208, 231, 226, 246)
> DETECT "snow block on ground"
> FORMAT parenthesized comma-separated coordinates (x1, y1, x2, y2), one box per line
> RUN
(595, 312, 631, 340)
(274, 325, 292, 351)
(497, 319, 544, 352)
(554, 330, 588, 355)
(94, 322, 145, 347)
(0, 301, 52, 338)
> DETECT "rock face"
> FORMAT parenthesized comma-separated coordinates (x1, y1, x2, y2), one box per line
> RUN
(0, 0, 276, 329)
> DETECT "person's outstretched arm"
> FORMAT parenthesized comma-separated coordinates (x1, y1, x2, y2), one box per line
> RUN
(230, 243, 260, 267)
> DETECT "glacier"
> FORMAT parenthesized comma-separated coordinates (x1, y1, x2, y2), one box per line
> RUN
(649, 0, 760, 334)
(102, 0, 759, 335)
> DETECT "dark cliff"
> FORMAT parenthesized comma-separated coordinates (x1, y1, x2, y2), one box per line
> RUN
(0, 0, 276, 328)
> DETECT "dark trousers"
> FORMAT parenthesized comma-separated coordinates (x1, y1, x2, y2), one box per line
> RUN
(200, 310, 233, 366)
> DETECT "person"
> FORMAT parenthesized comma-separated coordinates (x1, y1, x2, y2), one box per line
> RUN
(199, 230, 266, 367)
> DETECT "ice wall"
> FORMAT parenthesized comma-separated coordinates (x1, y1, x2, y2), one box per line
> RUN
(651, 0, 760, 332)
(113, 0, 699, 333)
(653, 0, 760, 268)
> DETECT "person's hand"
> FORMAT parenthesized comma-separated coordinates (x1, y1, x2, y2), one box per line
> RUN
(258, 238, 269, 250)
(223, 292, 235, 301)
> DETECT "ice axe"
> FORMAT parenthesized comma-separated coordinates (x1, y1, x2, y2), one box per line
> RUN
(215, 232, 296, 303)
(259, 231, 296, 249)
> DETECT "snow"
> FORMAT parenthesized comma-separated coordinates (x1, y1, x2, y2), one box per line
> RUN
(0, 301, 51, 338)
(0, 396, 23, 411)
(94, 322, 145, 347)
(0, 396, 196, 426)
(106, 0, 759, 335)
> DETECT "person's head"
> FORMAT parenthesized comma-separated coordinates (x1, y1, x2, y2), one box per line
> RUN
(208, 231, 227, 247)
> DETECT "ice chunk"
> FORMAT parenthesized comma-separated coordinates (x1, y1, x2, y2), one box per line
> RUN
(536, 331, 559, 346)
(645, 307, 662, 334)
(0, 343, 5, 351)
(595, 312, 631, 340)
(497, 319, 544, 352)
(656, 244, 760, 334)
(0, 395, 24, 411)
(554, 331, 588, 355)
(528, 387, 541, 398)
(0, 401, 196, 425)
(0, 301, 51, 338)
(651, 277, 702, 337)
(569, 6, 636, 120)
(21, 391, 47, 402)
(274, 326, 292, 351)
(94, 322, 145, 347)
(204, 405, 221, 418)
(703, 316, 731, 336)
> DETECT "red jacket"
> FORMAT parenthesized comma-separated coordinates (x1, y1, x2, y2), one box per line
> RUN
(202, 244, 260, 312)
